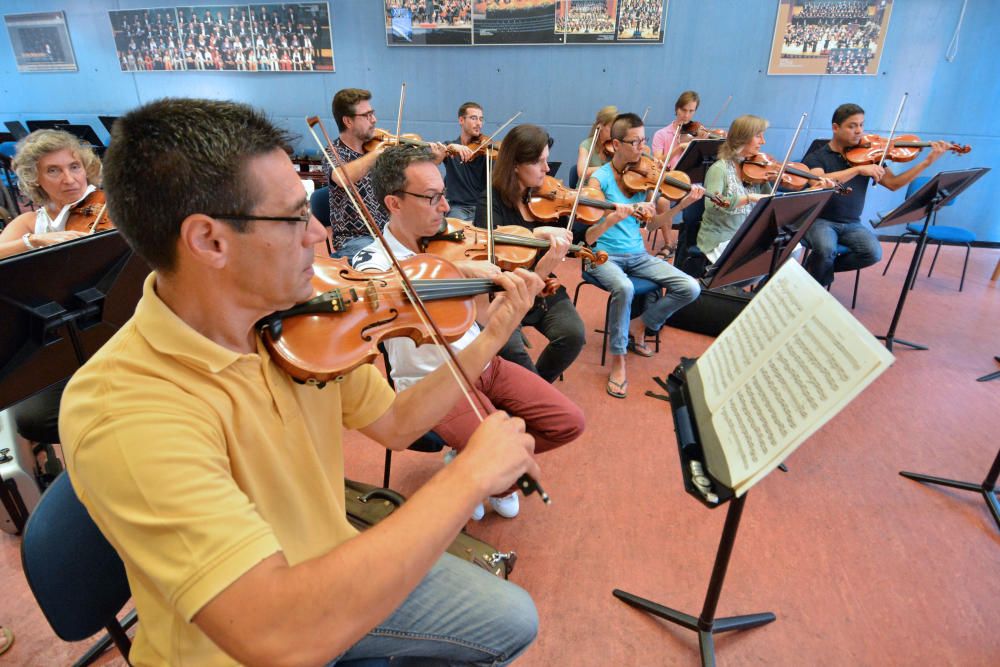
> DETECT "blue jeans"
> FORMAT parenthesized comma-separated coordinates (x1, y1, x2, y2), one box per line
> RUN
(804, 217, 882, 287)
(331, 553, 538, 666)
(584, 252, 701, 356)
(333, 235, 375, 260)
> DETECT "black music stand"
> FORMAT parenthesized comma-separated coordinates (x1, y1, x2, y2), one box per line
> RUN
(615, 360, 775, 667)
(55, 124, 105, 153)
(4, 121, 29, 140)
(900, 449, 1000, 532)
(705, 189, 835, 289)
(872, 168, 989, 352)
(674, 139, 724, 183)
(25, 119, 69, 132)
(97, 115, 119, 135)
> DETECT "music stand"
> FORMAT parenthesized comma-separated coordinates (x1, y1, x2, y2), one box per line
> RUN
(4, 121, 29, 140)
(900, 449, 1000, 533)
(705, 189, 834, 289)
(55, 124, 105, 151)
(0, 231, 147, 412)
(97, 115, 119, 135)
(25, 119, 69, 132)
(614, 360, 775, 667)
(872, 168, 989, 352)
(674, 139, 724, 183)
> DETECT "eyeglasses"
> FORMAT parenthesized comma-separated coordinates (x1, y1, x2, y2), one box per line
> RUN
(620, 137, 646, 148)
(351, 109, 376, 121)
(209, 211, 312, 229)
(395, 189, 447, 207)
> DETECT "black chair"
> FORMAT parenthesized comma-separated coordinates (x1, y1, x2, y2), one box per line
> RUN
(378, 343, 446, 488)
(567, 164, 580, 189)
(21, 472, 137, 666)
(547, 161, 561, 179)
(572, 273, 662, 367)
(309, 186, 333, 255)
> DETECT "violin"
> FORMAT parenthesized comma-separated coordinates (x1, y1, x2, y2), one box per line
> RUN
(527, 175, 652, 224)
(741, 152, 851, 195)
(363, 128, 462, 156)
(679, 121, 726, 140)
(464, 136, 500, 159)
(258, 254, 503, 385)
(622, 156, 730, 208)
(65, 189, 115, 233)
(422, 217, 608, 269)
(844, 134, 971, 166)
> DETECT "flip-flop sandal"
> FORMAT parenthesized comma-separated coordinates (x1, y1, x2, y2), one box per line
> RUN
(628, 340, 655, 357)
(606, 377, 628, 399)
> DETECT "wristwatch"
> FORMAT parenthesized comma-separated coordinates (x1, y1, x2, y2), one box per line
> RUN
(21, 233, 34, 249)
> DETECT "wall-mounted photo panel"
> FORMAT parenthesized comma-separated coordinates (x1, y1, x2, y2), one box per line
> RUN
(768, 0, 892, 76)
(5, 11, 78, 73)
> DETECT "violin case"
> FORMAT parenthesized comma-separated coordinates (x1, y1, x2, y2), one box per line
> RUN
(665, 283, 751, 337)
(344, 478, 517, 579)
(0, 409, 42, 535)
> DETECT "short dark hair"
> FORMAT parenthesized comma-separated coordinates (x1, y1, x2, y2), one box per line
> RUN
(372, 144, 437, 205)
(102, 97, 293, 272)
(458, 102, 482, 118)
(833, 103, 865, 125)
(333, 88, 372, 132)
(611, 112, 644, 141)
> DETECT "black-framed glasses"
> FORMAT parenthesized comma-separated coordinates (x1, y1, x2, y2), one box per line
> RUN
(351, 109, 376, 121)
(209, 212, 312, 229)
(395, 189, 447, 206)
(620, 137, 646, 148)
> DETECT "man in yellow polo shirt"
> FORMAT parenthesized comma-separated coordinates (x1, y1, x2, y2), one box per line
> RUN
(59, 98, 545, 666)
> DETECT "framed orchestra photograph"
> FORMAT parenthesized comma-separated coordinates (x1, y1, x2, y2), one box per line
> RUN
(386, 0, 666, 46)
(768, 0, 893, 75)
(108, 2, 334, 72)
(4, 11, 78, 73)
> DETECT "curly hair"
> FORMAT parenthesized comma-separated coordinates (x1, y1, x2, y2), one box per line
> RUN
(12, 129, 102, 206)
(718, 115, 769, 163)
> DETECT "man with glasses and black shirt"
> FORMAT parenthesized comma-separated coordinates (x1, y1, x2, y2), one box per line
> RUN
(584, 112, 703, 399)
(442, 101, 487, 221)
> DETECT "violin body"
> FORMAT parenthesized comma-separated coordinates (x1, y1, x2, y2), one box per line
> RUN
(741, 153, 811, 190)
(259, 255, 480, 384)
(363, 128, 426, 153)
(423, 218, 538, 270)
(844, 134, 972, 165)
(465, 137, 500, 159)
(528, 175, 609, 224)
(65, 189, 114, 233)
(680, 121, 726, 140)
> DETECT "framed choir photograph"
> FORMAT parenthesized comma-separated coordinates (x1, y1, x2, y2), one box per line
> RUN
(108, 2, 334, 73)
(768, 0, 893, 76)
(4, 11, 78, 73)
(386, 0, 666, 46)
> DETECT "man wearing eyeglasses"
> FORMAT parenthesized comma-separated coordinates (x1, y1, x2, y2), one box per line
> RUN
(442, 101, 487, 221)
(327, 88, 457, 259)
(353, 144, 584, 522)
(60, 99, 545, 666)
(584, 112, 704, 399)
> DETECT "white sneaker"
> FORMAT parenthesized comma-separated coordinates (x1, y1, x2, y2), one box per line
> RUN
(470, 502, 485, 521)
(489, 492, 520, 518)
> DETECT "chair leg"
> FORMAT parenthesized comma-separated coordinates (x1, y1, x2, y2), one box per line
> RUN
(959, 244, 970, 292)
(851, 269, 860, 310)
(382, 450, 392, 488)
(601, 297, 611, 366)
(882, 238, 903, 276)
(572, 280, 585, 307)
(928, 241, 942, 277)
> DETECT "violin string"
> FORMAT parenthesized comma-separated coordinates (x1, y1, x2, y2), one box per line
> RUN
(306, 117, 489, 422)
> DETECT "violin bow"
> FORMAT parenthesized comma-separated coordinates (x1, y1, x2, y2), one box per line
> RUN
(468, 110, 522, 158)
(485, 145, 495, 264)
(708, 94, 733, 130)
(394, 81, 406, 145)
(87, 202, 109, 233)
(565, 126, 600, 231)
(875, 92, 908, 185)
(768, 112, 808, 197)
(306, 116, 550, 504)
(641, 106, 650, 123)
(648, 127, 681, 208)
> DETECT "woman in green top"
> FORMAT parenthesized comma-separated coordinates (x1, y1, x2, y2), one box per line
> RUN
(697, 114, 771, 261)
(575, 105, 617, 183)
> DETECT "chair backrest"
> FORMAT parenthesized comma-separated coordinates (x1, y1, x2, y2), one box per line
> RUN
(20, 472, 132, 643)
(310, 186, 331, 229)
(567, 163, 579, 189)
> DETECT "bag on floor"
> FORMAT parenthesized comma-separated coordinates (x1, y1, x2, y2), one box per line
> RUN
(344, 478, 517, 579)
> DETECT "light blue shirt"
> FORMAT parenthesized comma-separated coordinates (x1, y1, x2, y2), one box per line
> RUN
(592, 162, 646, 255)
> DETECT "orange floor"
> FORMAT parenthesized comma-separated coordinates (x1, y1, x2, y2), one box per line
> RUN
(2, 241, 999, 666)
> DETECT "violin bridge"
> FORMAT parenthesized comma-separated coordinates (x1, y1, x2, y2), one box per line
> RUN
(364, 280, 379, 310)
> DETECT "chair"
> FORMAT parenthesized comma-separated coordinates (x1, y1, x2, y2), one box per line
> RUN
(378, 344, 446, 488)
(21, 472, 137, 666)
(882, 176, 975, 291)
(309, 185, 333, 255)
(800, 241, 861, 309)
(567, 164, 579, 189)
(573, 272, 661, 366)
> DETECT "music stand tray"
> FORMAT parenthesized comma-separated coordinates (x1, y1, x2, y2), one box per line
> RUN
(613, 360, 775, 667)
(871, 168, 989, 352)
(674, 139, 724, 184)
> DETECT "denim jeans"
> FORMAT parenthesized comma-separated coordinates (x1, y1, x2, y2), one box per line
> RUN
(584, 252, 701, 355)
(499, 297, 585, 382)
(332, 235, 375, 260)
(803, 217, 882, 287)
(331, 553, 538, 666)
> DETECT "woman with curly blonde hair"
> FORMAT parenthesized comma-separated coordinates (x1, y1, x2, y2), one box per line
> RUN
(0, 129, 104, 259)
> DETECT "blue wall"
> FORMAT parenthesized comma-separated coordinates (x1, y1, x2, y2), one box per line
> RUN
(2, 1, 997, 240)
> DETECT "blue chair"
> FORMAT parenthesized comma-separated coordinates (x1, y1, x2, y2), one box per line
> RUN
(882, 176, 974, 291)
(573, 272, 661, 366)
(309, 185, 333, 255)
(800, 240, 861, 310)
(20, 472, 137, 666)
